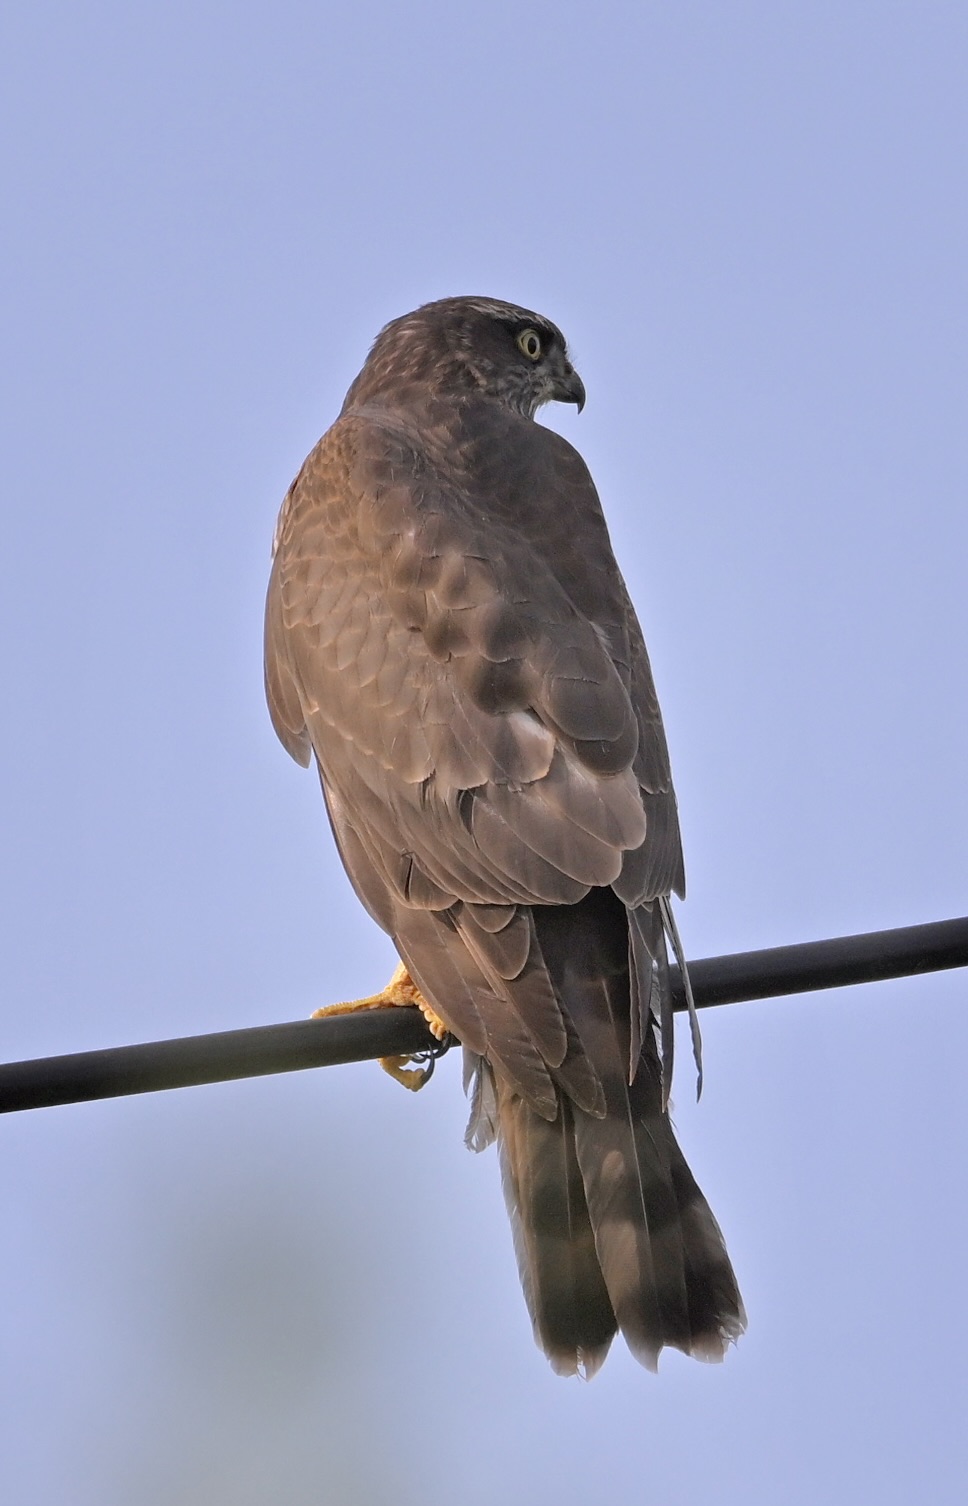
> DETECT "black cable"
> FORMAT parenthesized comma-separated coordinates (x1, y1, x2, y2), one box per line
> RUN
(2, 916, 966, 1115)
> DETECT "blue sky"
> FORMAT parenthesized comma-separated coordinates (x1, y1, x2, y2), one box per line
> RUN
(2, 3, 966, 1502)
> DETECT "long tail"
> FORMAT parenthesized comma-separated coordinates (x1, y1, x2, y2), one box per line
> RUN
(472, 889, 745, 1375)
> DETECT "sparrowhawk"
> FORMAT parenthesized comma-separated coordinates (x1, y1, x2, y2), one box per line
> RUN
(264, 296, 745, 1376)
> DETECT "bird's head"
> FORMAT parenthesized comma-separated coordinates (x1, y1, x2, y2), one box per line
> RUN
(344, 296, 586, 420)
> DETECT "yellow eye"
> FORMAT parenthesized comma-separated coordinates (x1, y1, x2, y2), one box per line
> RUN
(516, 328, 542, 361)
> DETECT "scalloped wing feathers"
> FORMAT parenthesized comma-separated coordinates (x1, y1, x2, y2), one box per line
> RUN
(265, 353, 742, 1372)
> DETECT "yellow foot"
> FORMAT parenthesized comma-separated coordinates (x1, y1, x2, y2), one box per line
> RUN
(312, 962, 450, 1090)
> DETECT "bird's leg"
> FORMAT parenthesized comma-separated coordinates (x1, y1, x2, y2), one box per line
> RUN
(312, 962, 451, 1091)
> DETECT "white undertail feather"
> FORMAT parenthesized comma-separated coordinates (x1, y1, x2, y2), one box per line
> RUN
(659, 894, 703, 1101)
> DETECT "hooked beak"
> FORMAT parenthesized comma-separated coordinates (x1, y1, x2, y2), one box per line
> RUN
(554, 362, 586, 413)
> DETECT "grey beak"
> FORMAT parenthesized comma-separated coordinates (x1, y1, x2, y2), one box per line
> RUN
(556, 364, 586, 412)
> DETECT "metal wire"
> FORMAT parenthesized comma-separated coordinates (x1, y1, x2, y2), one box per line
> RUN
(2, 915, 966, 1114)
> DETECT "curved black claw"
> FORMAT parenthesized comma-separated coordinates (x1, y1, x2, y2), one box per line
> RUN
(415, 1031, 455, 1083)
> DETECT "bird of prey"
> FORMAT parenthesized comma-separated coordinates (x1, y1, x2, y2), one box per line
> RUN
(264, 296, 745, 1376)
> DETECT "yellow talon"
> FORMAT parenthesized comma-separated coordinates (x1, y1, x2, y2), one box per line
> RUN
(377, 1053, 434, 1091)
(311, 962, 450, 1090)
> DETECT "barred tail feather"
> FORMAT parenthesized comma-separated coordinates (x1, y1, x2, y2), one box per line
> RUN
(485, 889, 745, 1374)
(494, 1073, 616, 1378)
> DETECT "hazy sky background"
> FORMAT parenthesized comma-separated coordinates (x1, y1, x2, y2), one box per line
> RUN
(2, 3, 966, 1502)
